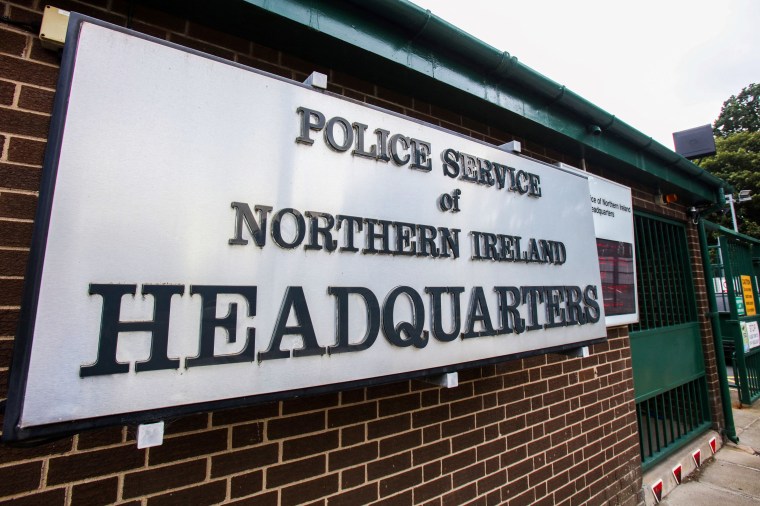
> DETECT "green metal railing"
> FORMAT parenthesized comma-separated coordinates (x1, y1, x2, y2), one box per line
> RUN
(631, 214, 696, 332)
(630, 212, 710, 469)
(698, 219, 738, 443)
(735, 349, 760, 400)
(716, 229, 760, 404)
(636, 377, 711, 464)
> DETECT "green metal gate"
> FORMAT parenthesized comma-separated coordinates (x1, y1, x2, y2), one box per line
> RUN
(704, 221, 760, 405)
(630, 212, 711, 469)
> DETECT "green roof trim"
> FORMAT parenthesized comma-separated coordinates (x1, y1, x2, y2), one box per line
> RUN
(236, 0, 729, 202)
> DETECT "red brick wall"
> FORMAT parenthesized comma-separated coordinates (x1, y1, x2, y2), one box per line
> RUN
(0, 1, 655, 504)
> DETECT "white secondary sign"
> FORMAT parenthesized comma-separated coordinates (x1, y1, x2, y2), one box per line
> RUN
(745, 321, 760, 350)
(558, 165, 638, 326)
(4, 18, 606, 440)
(586, 174, 638, 326)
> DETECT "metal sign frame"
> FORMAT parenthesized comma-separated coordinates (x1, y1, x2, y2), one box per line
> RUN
(4, 15, 606, 442)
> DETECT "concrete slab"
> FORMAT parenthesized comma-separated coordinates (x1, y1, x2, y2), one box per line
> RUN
(640, 430, 722, 506)
(735, 428, 760, 449)
(658, 388, 760, 505)
(660, 479, 760, 505)
(716, 444, 760, 469)
(698, 459, 760, 496)
(732, 408, 760, 431)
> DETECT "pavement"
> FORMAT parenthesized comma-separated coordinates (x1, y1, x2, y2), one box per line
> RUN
(659, 389, 760, 505)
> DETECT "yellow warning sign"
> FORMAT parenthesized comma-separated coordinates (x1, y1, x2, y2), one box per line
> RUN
(741, 275, 756, 316)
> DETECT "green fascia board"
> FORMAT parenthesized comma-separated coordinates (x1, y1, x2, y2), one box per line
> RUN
(235, 0, 728, 202)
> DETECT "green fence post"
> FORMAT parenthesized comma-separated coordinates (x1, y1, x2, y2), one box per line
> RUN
(699, 221, 739, 442)
(720, 235, 752, 404)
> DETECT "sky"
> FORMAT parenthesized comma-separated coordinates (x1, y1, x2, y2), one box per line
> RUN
(411, 0, 760, 149)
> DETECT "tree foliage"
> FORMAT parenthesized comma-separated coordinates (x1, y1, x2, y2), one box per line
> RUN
(713, 83, 760, 137)
(701, 131, 760, 237)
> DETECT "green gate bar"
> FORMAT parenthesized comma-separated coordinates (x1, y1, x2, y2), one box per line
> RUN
(711, 222, 760, 405)
(698, 220, 738, 443)
(631, 212, 712, 468)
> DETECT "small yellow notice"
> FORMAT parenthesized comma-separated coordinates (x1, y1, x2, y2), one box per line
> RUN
(742, 275, 756, 316)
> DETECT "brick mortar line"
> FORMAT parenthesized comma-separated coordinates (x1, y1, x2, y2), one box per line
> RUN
(0, 187, 39, 197)
(0, 486, 68, 504)
(117, 476, 225, 504)
(0, 78, 56, 94)
(259, 470, 338, 499)
(1, 51, 60, 71)
(0, 245, 30, 251)
(115, 471, 125, 504)
(1, 132, 51, 143)
(223, 473, 231, 503)
(0, 216, 32, 223)
(9, 76, 21, 109)
(282, 434, 433, 486)
(0, 159, 45, 168)
(0, 22, 34, 40)
(358, 420, 617, 494)
(0, 97, 55, 116)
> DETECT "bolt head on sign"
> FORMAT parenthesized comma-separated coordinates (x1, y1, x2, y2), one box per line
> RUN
(651, 479, 663, 503)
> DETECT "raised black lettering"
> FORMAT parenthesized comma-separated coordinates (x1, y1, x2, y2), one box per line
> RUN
(495, 286, 525, 334)
(325, 116, 353, 152)
(426, 287, 464, 342)
(394, 221, 417, 256)
(441, 148, 460, 178)
(528, 173, 542, 197)
(329, 287, 380, 354)
(336, 215, 364, 252)
(471, 231, 484, 260)
(565, 285, 586, 325)
(305, 211, 338, 252)
(515, 170, 530, 194)
(583, 285, 601, 323)
(439, 228, 460, 259)
(492, 163, 508, 189)
(81, 284, 184, 377)
(477, 158, 495, 186)
(543, 286, 566, 329)
(459, 153, 478, 182)
(296, 107, 325, 145)
(382, 286, 428, 348)
(410, 138, 432, 171)
(259, 287, 325, 360)
(229, 202, 273, 247)
(352, 122, 378, 159)
(375, 128, 391, 162)
(483, 233, 498, 260)
(186, 286, 257, 368)
(417, 225, 439, 258)
(521, 286, 544, 331)
(364, 218, 393, 255)
(389, 134, 410, 165)
(462, 286, 496, 338)
(271, 208, 306, 249)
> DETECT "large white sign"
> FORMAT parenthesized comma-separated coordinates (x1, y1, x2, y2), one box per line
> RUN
(4, 18, 605, 440)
